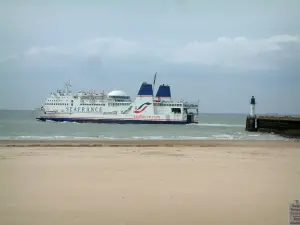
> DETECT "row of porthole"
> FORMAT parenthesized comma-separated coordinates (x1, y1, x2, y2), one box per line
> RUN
(45, 103, 68, 105)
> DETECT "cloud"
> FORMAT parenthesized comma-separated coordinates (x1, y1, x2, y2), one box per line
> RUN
(25, 46, 69, 56)
(77, 37, 145, 58)
(168, 35, 300, 71)
(1, 35, 299, 71)
(0, 37, 143, 63)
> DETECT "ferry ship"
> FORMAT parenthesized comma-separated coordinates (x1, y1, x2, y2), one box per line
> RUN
(36, 75, 199, 124)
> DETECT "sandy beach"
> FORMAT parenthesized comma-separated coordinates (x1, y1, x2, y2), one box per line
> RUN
(0, 140, 299, 225)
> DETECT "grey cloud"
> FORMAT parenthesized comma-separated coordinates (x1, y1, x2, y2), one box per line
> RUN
(1, 35, 299, 72)
(168, 35, 300, 71)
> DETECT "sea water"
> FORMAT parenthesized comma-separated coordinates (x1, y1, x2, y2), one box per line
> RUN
(0, 110, 286, 141)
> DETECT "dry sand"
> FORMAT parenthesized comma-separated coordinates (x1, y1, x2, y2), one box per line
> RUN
(0, 140, 300, 225)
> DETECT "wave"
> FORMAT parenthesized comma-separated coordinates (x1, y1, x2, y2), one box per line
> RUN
(190, 123, 244, 128)
(212, 134, 235, 140)
(0, 135, 210, 141)
(0, 132, 286, 141)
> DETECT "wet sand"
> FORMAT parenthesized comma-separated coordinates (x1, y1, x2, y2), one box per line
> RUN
(0, 140, 300, 225)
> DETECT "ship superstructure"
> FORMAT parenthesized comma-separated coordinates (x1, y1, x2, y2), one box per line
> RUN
(36, 75, 199, 124)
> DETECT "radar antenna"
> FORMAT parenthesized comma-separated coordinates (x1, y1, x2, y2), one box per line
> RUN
(64, 80, 72, 94)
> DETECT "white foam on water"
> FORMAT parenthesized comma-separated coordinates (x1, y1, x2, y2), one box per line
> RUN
(132, 136, 165, 140)
(131, 136, 209, 140)
(0, 135, 100, 140)
(189, 123, 244, 128)
(41, 120, 81, 125)
(0, 132, 291, 141)
(212, 134, 235, 140)
(175, 136, 209, 140)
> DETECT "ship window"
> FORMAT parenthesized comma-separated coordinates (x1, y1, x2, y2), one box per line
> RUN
(171, 108, 181, 114)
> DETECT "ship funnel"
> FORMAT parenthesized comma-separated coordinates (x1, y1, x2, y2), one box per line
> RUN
(137, 82, 153, 96)
(155, 84, 171, 99)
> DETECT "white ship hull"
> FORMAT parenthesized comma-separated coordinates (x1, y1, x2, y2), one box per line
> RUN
(36, 77, 199, 125)
(37, 112, 193, 124)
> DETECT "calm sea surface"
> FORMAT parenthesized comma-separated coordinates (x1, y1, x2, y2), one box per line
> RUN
(0, 110, 286, 140)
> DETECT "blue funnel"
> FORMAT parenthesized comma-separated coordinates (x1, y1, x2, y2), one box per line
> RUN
(156, 84, 171, 98)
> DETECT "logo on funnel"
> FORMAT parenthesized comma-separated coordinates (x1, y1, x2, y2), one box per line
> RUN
(134, 102, 151, 114)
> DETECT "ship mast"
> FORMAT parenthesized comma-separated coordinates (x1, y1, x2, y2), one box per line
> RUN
(152, 72, 157, 96)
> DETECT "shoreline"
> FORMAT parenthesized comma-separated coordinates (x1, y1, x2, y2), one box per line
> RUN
(1, 139, 299, 148)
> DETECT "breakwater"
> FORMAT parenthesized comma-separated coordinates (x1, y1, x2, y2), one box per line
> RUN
(246, 116, 300, 138)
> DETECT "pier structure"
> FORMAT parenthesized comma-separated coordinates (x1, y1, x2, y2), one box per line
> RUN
(245, 96, 300, 138)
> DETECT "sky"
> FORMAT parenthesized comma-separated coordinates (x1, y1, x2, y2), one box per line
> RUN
(0, 0, 300, 114)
